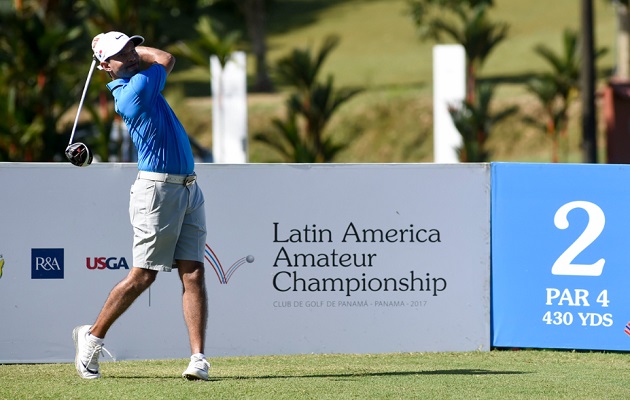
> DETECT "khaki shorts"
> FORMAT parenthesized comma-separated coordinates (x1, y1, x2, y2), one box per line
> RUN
(129, 177, 207, 272)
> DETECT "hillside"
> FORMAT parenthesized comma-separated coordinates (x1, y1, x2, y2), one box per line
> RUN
(170, 0, 617, 163)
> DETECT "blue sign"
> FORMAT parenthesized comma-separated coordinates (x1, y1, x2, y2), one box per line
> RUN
(491, 163, 630, 351)
(31, 248, 64, 279)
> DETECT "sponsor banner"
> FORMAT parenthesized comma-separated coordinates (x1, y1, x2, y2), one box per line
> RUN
(205, 164, 490, 356)
(0, 163, 490, 362)
(492, 163, 630, 351)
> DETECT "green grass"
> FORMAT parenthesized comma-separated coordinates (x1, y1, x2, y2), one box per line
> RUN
(2, 351, 629, 399)
(262, 0, 616, 91)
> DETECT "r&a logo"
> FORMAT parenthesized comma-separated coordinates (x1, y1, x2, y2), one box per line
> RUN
(86, 257, 130, 270)
(31, 248, 64, 279)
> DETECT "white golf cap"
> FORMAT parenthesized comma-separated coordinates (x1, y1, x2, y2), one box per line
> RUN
(92, 31, 144, 69)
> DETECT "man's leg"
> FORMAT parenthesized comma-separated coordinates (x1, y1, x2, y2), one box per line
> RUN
(91, 267, 158, 338)
(177, 260, 207, 353)
(74, 267, 157, 379)
(178, 260, 209, 380)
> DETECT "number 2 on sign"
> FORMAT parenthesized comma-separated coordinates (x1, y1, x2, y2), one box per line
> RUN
(552, 201, 605, 276)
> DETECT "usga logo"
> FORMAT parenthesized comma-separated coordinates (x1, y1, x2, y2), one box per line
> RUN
(86, 257, 130, 270)
(31, 248, 64, 279)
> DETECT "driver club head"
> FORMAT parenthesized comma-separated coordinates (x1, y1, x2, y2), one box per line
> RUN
(65, 142, 93, 167)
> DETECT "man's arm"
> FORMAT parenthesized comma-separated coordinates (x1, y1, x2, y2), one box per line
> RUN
(136, 46, 176, 74)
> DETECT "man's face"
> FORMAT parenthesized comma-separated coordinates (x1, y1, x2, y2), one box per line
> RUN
(102, 41, 140, 79)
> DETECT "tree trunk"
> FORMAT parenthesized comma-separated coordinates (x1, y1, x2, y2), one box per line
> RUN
(233, 0, 274, 92)
(466, 62, 476, 104)
(581, 0, 597, 163)
(614, 1, 630, 79)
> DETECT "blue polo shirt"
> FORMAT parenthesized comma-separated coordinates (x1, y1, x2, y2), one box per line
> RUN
(107, 64, 194, 174)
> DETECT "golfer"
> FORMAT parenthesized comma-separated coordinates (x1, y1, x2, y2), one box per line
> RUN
(72, 31, 210, 381)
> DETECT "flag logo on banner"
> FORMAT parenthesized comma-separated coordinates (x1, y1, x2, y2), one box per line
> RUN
(205, 244, 254, 284)
(624, 322, 630, 336)
(0, 254, 4, 279)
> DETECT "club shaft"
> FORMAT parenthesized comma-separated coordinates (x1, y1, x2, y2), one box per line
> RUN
(69, 59, 97, 145)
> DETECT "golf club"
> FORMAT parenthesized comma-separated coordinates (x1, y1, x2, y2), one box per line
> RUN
(65, 58, 96, 167)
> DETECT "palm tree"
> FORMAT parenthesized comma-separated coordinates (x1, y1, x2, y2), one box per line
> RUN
(448, 82, 518, 162)
(274, 35, 340, 93)
(524, 75, 570, 162)
(286, 76, 361, 162)
(408, 0, 508, 102)
(168, 15, 241, 69)
(534, 30, 583, 103)
(525, 29, 607, 162)
(255, 109, 328, 163)
(254, 104, 350, 163)
(255, 35, 362, 162)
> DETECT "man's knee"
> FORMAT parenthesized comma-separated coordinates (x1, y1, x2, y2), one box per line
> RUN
(186, 266, 205, 286)
(178, 261, 203, 275)
(128, 267, 158, 290)
(177, 261, 205, 287)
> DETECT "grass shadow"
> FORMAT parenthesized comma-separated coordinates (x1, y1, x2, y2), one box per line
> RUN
(268, 0, 385, 36)
(478, 72, 540, 86)
(480, 67, 615, 87)
(106, 368, 529, 380)
(211, 368, 530, 381)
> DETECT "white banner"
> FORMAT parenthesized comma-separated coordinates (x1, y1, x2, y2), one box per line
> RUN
(0, 163, 490, 362)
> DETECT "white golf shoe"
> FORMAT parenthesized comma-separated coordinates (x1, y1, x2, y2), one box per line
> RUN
(72, 325, 104, 379)
(182, 354, 210, 381)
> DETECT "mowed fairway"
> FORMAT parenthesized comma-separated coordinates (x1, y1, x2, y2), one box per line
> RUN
(1, 351, 629, 399)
